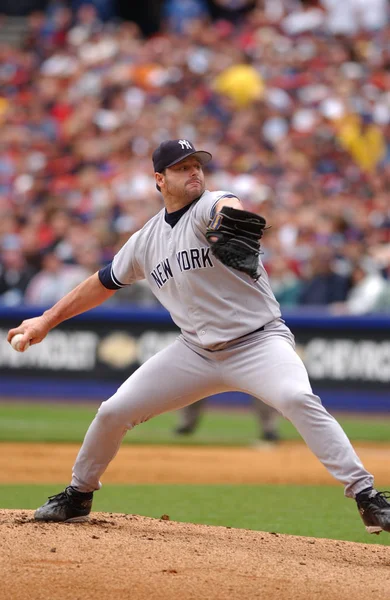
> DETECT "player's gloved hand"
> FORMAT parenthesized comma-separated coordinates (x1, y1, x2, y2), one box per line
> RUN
(206, 206, 267, 281)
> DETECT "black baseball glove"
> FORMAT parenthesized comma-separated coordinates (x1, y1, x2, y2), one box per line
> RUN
(205, 206, 267, 280)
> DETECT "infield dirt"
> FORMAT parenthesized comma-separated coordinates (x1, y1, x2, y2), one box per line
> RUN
(1, 441, 390, 599)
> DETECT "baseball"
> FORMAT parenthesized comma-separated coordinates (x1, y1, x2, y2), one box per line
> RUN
(10, 333, 30, 353)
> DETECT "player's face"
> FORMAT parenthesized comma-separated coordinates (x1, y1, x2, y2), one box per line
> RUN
(160, 157, 206, 202)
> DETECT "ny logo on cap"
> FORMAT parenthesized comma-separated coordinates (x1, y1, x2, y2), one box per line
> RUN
(178, 140, 193, 150)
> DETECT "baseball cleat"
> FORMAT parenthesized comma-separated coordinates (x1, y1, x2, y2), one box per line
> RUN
(262, 431, 280, 443)
(174, 424, 197, 435)
(251, 432, 281, 450)
(34, 486, 93, 522)
(356, 488, 390, 534)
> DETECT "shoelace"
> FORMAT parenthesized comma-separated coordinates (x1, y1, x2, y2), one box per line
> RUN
(47, 490, 68, 504)
(47, 488, 90, 506)
(373, 491, 390, 507)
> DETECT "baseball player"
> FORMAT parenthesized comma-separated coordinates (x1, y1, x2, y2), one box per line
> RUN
(174, 397, 281, 445)
(8, 139, 390, 534)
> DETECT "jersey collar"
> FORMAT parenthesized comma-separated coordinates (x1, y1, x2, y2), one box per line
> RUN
(164, 197, 200, 228)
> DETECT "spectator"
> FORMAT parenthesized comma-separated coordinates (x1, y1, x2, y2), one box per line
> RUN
(265, 255, 302, 307)
(0, 3, 389, 310)
(0, 235, 35, 305)
(337, 114, 386, 173)
(331, 260, 388, 315)
(24, 247, 90, 305)
(298, 248, 351, 306)
(373, 282, 390, 313)
(162, 0, 210, 33)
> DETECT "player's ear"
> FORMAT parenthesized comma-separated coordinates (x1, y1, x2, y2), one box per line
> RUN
(155, 171, 165, 191)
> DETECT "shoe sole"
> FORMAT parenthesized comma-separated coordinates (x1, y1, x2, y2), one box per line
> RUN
(34, 514, 90, 523)
(366, 525, 383, 535)
(64, 515, 90, 523)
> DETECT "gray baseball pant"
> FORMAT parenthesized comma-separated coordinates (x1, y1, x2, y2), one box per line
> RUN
(71, 320, 374, 498)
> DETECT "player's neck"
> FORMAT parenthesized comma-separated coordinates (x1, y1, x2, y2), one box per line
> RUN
(164, 195, 195, 214)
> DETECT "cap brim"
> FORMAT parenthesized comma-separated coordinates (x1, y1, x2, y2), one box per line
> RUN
(165, 150, 212, 170)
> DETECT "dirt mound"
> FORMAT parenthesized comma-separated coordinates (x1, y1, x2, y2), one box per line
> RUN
(2, 442, 390, 598)
(1, 510, 390, 600)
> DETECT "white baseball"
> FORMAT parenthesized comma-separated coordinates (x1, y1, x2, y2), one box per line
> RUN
(10, 333, 30, 353)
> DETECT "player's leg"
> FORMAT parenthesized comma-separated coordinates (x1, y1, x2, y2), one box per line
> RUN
(174, 398, 207, 435)
(251, 397, 280, 443)
(245, 339, 390, 534)
(34, 338, 227, 521)
(223, 331, 374, 498)
(225, 330, 390, 533)
(71, 339, 224, 491)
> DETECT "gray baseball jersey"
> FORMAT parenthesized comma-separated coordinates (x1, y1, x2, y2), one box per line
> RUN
(102, 190, 281, 349)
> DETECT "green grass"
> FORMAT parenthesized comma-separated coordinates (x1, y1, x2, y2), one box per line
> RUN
(0, 402, 389, 445)
(1, 403, 389, 545)
(2, 483, 389, 545)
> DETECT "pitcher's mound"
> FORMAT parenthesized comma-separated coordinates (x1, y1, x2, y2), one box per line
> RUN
(1, 509, 389, 600)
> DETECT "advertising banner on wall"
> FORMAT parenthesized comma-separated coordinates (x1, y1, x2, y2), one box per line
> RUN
(0, 308, 389, 410)
(0, 320, 177, 380)
(295, 330, 390, 389)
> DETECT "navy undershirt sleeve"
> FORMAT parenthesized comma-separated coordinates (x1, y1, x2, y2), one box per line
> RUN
(98, 263, 123, 290)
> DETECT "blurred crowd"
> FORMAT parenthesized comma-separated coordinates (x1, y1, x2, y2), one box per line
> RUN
(0, 0, 390, 313)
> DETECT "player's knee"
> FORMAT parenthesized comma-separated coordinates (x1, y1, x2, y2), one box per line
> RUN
(96, 399, 131, 429)
(278, 389, 318, 417)
(96, 397, 147, 430)
(96, 401, 120, 425)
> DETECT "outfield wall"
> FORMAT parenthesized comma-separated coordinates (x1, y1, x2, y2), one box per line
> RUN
(0, 306, 389, 413)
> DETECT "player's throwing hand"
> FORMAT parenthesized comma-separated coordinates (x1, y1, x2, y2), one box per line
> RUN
(7, 315, 52, 351)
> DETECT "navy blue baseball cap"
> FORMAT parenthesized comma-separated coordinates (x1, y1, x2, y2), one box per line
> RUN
(152, 139, 212, 173)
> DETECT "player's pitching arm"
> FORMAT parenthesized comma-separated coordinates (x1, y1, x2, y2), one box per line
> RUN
(7, 272, 116, 352)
